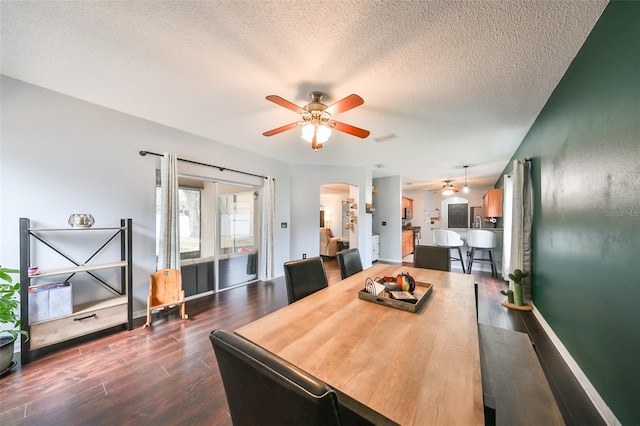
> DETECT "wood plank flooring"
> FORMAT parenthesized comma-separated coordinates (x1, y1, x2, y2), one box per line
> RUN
(0, 259, 603, 425)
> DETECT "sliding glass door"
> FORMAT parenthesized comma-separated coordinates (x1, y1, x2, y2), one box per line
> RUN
(156, 178, 260, 295)
(217, 185, 259, 289)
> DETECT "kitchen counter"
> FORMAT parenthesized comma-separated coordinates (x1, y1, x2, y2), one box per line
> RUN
(447, 227, 503, 231)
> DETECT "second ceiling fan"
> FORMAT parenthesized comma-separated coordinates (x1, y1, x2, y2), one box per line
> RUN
(263, 91, 370, 150)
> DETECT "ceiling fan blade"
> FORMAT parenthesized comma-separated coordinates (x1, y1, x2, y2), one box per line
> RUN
(265, 95, 306, 114)
(332, 121, 370, 139)
(263, 122, 299, 137)
(325, 94, 364, 115)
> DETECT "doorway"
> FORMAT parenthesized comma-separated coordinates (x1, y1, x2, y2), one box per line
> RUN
(320, 183, 360, 253)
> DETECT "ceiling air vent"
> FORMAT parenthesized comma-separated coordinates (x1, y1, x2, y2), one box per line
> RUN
(374, 133, 397, 143)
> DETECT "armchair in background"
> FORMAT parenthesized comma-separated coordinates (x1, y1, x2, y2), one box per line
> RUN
(320, 227, 340, 257)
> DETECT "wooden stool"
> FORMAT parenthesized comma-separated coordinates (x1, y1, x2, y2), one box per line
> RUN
(143, 269, 188, 328)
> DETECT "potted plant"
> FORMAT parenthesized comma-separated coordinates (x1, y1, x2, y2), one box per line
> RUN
(0, 266, 29, 372)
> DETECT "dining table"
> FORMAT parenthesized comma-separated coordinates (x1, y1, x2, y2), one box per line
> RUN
(235, 263, 484, 425)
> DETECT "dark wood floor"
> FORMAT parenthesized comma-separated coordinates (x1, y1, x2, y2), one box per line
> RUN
(0, 259, 603, 425)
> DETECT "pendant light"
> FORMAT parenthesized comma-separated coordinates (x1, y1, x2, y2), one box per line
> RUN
(463, 165, 470, 193)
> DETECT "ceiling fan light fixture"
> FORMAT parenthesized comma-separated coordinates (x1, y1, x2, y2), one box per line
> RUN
(301, 123, 331, 144)
(317, 124, 332, 143)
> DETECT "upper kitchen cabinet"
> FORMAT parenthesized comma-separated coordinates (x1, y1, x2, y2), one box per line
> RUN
(483, 189, 503, 217)
(402, 196, 413, 219)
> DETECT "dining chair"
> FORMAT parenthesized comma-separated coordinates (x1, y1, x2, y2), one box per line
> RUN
(413, 245, 451, 271)
(284, 256, 328, 304)
(209, 329, 344, 426)
(336, 248, 364, 279)
(143, 269, 187, 328)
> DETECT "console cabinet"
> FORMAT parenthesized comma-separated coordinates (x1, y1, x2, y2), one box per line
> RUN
(19, 218, 133, 363)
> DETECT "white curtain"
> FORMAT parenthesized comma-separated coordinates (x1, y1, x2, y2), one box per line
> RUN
(502, 174, 514, 278)
(158, 152, 181, 270)
(259, 177, 275, 280)
(503, 159, 533, 299)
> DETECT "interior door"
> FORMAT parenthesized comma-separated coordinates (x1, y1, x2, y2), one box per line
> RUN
(448, 203, 469, 229)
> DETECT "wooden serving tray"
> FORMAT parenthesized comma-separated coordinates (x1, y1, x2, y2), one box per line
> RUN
(358, 281, 433, 313)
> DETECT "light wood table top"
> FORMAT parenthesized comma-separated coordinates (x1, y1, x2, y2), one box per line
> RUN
(235, 263, 484, 425)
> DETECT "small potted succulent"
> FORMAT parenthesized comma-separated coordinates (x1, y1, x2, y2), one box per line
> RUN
(0, 266, 29, 372)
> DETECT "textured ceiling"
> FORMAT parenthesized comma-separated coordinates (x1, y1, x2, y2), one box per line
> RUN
(0, 0, 607, 190)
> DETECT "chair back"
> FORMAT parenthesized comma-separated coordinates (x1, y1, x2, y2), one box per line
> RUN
(284, 257, 328, 304)
(336, 248, 364, 279)
(433, 229, 464, 247)
(413, 245, 451, 271)
(468, 230, 497, 249)
(209, 329, 343, 426)
(149, 269, 183, 306)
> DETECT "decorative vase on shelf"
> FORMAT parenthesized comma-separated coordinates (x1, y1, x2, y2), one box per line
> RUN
(68, 214, 95, 228)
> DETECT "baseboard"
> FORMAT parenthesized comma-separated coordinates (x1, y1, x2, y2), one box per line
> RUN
(531, 303, 621, 426)
(378, 257, 403, 264)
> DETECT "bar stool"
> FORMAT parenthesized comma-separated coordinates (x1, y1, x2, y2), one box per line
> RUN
(467, 230, 497, 276)
(433, 229, 466, 273)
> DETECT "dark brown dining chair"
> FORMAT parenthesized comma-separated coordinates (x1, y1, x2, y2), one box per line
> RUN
(413, 245, 451, 271)
(284, 256, 328, 304)
(336, 248, 364, 279)
(209, 329, 344, 426)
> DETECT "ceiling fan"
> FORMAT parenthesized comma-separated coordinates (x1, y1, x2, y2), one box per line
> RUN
(263, 91, 370, 151)
(442, 180, 459, 195)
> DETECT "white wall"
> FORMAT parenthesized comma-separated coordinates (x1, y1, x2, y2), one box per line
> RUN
(289, 165, 373, 267)
(372, 176, 402, 263)
(0, 76, 291, 315)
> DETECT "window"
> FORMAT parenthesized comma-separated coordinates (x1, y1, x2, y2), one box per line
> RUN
(156, 186, 202, 259)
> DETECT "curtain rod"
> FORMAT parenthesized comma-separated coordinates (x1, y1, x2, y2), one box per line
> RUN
(139, 151, 269, 180)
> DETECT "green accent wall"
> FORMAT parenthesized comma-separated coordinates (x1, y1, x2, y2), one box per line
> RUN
(500, 2, 640, 423)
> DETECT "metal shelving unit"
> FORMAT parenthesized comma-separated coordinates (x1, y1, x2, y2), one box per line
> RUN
(19, 218, 133, 364)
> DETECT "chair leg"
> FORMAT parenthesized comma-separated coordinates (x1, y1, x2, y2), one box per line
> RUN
(488, 250, 496, 277)
(457, 247, 466, 273)
(143, 296, 152, 328)
(468, 248, 475, 274)
(180, 290, 188, 319)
